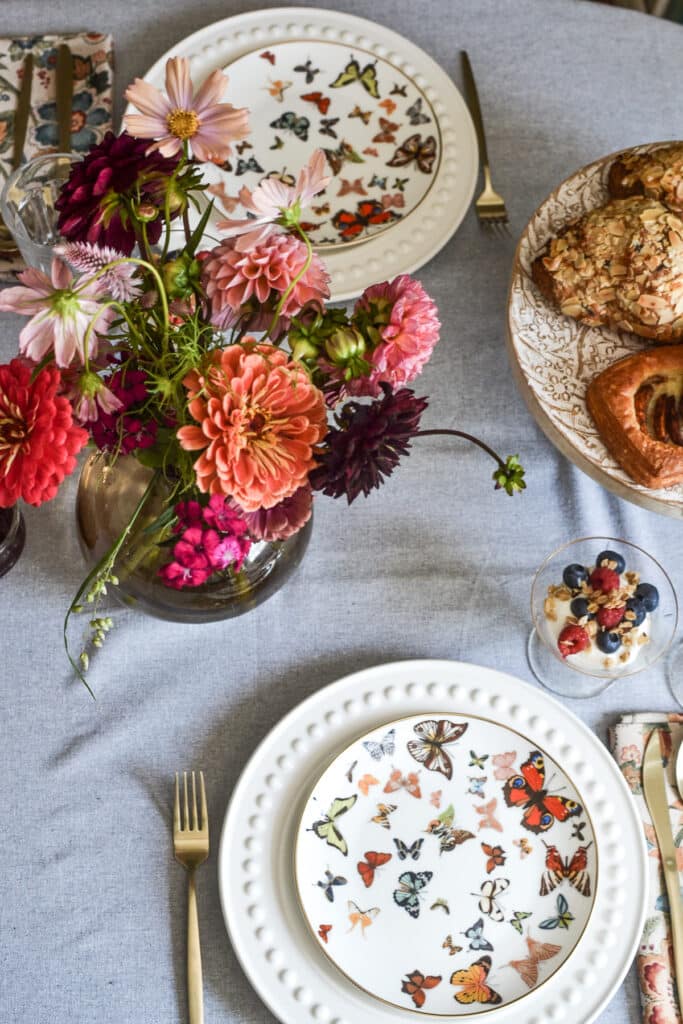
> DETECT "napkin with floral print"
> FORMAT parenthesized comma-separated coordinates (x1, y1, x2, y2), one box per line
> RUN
(609, 712, 683, 1024)
(0, 32, 114, 280)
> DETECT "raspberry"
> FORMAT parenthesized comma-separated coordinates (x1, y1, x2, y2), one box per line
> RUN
(589, 567, 620, 593)
(557, 624, 591, 659)
(596, 606, 625, 629)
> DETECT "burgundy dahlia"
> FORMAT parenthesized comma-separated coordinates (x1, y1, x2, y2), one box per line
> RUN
(310, 385, 428, 504)
(56, 131, 180, 254)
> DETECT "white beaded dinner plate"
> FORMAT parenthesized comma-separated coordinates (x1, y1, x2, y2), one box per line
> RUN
(507, 141, 683, 519)
(218, 660, 646, 1024)
(131, 7, 478, 301)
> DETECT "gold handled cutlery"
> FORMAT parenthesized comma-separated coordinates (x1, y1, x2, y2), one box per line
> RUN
(460, 50, 510, 234)
(174, 771, 209, 1024)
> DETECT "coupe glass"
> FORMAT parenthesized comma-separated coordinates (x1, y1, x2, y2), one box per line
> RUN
(529, 536, 677, 699)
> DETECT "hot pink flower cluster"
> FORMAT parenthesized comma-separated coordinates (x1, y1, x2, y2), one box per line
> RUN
(90, 364, 157, 454)
(158, 496, 251, 589)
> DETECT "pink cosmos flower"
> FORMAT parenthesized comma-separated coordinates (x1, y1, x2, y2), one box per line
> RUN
(0, 258, 114, 368)
(241, 485, 312, 542)
(123, 56, 249, 163)
(216, 149, 330, 250)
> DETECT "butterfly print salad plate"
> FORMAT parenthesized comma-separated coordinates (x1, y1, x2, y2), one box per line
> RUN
(295, 713, 598, 1015)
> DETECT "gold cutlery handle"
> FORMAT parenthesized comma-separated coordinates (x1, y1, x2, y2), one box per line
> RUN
(460, 50, 489, 171)
(661, 847, 683, 983)
(187, 870, 204, 1024)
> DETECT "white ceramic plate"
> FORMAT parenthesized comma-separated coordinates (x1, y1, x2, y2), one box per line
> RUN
(131, 7, 478, 301)
(507, 142, 683, 519)
(218, 660, 646, 1024)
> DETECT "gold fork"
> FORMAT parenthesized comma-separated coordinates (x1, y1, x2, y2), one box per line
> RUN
(460, 50, 510, 236)
(174, 771, 209, 1024)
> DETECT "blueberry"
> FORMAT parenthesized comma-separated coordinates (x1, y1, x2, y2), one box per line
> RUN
(562, 564, 588, 590)
(625, 596, 647, 627)
(595, 549, 626, 574)
(635, 582, 659, 612)
(596, 630, 622, 654)
(570, 597, 594, 619)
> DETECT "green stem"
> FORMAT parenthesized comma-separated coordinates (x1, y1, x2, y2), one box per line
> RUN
(73, 256, 170, 351)
(415, 429, 506, 471)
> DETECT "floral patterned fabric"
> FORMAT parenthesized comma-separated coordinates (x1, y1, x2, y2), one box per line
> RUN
(609, 713, 683, 1024)
(0, 32, 114, 281)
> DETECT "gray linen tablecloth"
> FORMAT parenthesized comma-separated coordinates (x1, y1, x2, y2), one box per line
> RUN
(1, 0, 682, 1021)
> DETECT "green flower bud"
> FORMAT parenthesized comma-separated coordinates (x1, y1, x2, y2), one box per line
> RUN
(290, 337, 320, 362)
(135, 202, 159, 223)
(324, 326, 366, 366)
(162, 254, 200, 299)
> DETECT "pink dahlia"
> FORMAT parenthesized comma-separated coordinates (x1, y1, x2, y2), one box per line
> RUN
(177, 343, 327, 511)
(202, 232, 330, 331)
(241, 485, 312, 542)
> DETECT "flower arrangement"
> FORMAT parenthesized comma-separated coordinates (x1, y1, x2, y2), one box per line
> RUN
(0, 57, 525, 691)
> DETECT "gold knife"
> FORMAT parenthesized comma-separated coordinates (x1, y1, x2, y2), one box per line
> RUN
(642, 730, 683, 986)
(56, 44, 72, 153)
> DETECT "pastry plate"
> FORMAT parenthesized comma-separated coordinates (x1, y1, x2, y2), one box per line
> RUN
(218, 660, 646, 1024)
(131, 7, 478, 301)
(507, 141, 683, 519)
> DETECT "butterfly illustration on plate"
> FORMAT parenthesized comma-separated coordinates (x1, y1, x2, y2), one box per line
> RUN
(317, 923, 332, 943)
(400, 970, 442, 1009)
(514, 837, 533, 858)
(509, 910, 533, 934)
(345, 760, 357, 783)
(260, 50, 276, 65)
(462, 916, 494, 952)
(468, 776, 488, 798)
(347, 900, 380, 936)
(393, 176, 409, 191)
(357, 773, 379, 796)
(269, 110, 309, 141)
(263, 169, 296, 188)
(316, 869, 347, 902)
(322, 140, 365, 175)
(394, 837, 424, 861)
(393, 870, 433, 918)
(310, 794, 357, 855)
(431, 897, 450, 914)
(349, 105, 372, 125)
(362, 146, 379, 157)
(371, 802, 397, 829)
(331, 199, 400, 241)
(430, 790, 442, 808)
(236, 140, 252, 154)
(442, 935, 463, 956)
(379, 97, 397, 115)
(387, 133, 437, 174)
(206, 182, 240, 215)
(503, 751, 583, 834)
(469, 751, 490, 770)
(235, 156, 264, 176)
(319, 117, 339, 138)
(312, 202, 331, 216)
(265, 78, 292, 102)
(450, 956, 502, 1006)
(294, 59, 320, 84)
(426, 803, 475, 855)
(508, 936, 562, 988)
(372, 118, 400, 144)
(407, 719, 468, 779)
(363, 728, 395, 761)
(330, 58, 379, 99)
(384, 768, 421, 798)
(269, 135, 284, 150)
(381, 191, 402, 209)
(301, 91, 331, 115)
(369, 173, 387, 189)
(492, 751, 517, 781)
(476, 878, 510, 922)
(540, 842, 592, 897)
(474, 798, 503, 833)
(481, 842, 506, 873)
(337, 177, 367, 197)
(357, 850, 392, 887)
(391, 83, 408, 97)
(571, 820, 588, 842)
(539, 893, 574, 930)
(406, 96, 431, 125)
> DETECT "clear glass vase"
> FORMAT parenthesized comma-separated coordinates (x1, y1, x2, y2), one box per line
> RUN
(75, 452, 312, 623)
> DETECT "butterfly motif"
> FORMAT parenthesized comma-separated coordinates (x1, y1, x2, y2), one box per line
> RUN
(301, 91, 331, 115)
(363, 728, 395, 761)
(330, 58, 379, 99)
(347, 900, 380, 935)
(430, 790, 442, 808)
(269, 136, 284, 150)
(539, 893, 574, 930)
(349, 105, 372, 125)
(468, 776, 488, 798)
(311, 794, 357, 855)
(477, 878, 510, 922)
(407, 719, 468, 779)
(391, 83, 408, 96)
(509, 936, 562, 988)
(269, 110, 309, 140)
(406, 97, 431, 125)
(323, 140, 365, 175)
(235, 156, 264, 176)
(426, 804, 475, 855)
(469, 751, 489, 770)
(317, 923, 332, 943)
(509, 910, 533, 935)
(357, 850, 392, 887)
(387, 133, 437, 174)
(462, 917, 493, 952)
(430, 897, 450, 914)
(294, 59, 320, 84)
(393, 176, 409, 191)
(357, 773, 379, 796)
(312, 202, 331, 216)
(236, 141, 252, 154)
(394, 837, 424, 861)
(345, 760, 357, 783)
(450, 956, 502, 1006)
(514, 837, 533, 858)
(371, 802, 397, 829)
(316, 869, 347, 902)
(369, 173, 387, 189)
(571, 820, 587, 842)
(442, 935, 463, 956)
(264, 170, 296, 188)
(503, 751, 582, 834)
(331, 199, 400, 241)
(540, 842, 592, 897)
(492, 751, 517, 781)
(265, 78, 292, 102)
(207, 182, 240, 214)
(481, 842, 506, 873)
(393, 870, 433, 918)
(474, 798, 503, 833)
(384, 768, 421, 798)
(379, 97, 397, 115)
(362, 146, 379, 157)
(319, 117, 339, 138)
(400, 970, 442, 1009)
(372, 117, 400, 145)
(260, 50, 276, 63)
(337, 177, 367, 197)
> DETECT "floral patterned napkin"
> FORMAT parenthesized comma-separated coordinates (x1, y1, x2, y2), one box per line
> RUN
(0, 32, 114, 281)
(609, 713, 683, 1024)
